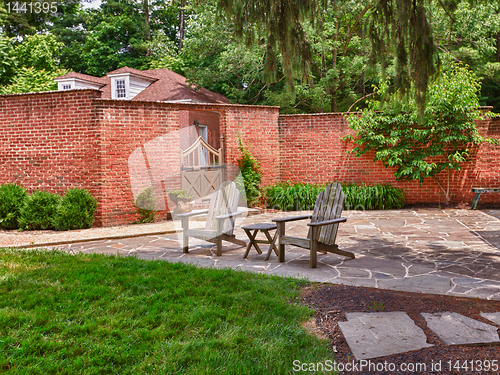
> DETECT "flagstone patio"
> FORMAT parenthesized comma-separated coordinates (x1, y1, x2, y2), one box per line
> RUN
(28, 208, 500, 301)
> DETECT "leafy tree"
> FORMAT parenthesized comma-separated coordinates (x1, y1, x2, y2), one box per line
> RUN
(51, 0, 189, 75)
(147, 30, 185, 72)
(48, 1, 87, 72)
(12, 33, 63, 71)
(80, 1, 150, 75)
(0, 67, 67, 94)
(218, 0, 500, 113)
(180, 0, 268, 105)
(0, 34, 16, 85)
(431, 1, 500, 110)
(0, 1, 7, 26)
(182, 0, 371, 112)
(1, 0, 58, 36)
(264, 0, 373, 113)
(346, 64, 499, 205)
(0, 32, 66, 94)
(218, 0, 438, 110)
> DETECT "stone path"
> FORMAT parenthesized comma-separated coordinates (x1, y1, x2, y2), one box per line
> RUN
(339, 311, 500, 360)
(50, 208, 500, 300)
(338, 312, 433, 360)
(421, 312, 500, 346)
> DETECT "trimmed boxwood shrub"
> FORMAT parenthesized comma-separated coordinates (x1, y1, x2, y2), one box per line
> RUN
(0, 184, 27, 229)
(18, 191, 61, 230)
(53, 188, 97, 231)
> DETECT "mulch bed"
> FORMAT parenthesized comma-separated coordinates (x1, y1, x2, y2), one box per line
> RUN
(302, 284, 500, 375)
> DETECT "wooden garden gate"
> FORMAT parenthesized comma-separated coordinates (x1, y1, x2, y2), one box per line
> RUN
(180, 135, 225, 198)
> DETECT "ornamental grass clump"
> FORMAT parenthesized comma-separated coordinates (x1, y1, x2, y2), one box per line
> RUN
(18, 190, 61, 230)
(53, 188, 97, 230)
(266, 182, 404, 211)
(266, 182, 325, 211)
(342, 183, 405, 210)
(0, 183, 27, 229)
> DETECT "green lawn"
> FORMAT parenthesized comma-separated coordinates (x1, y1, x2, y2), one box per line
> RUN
(0, 248, 332, 374)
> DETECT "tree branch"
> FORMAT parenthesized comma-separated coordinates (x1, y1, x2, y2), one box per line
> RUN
(347, 92, 376, 113)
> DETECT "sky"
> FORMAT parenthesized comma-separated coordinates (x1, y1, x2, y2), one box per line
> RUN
(81, 0, 102, 10)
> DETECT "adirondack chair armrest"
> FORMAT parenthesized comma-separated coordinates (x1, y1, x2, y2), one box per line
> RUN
(307, 217, 347, 227)
(215, 211, 243, 220)
(272, 215, 312, 223)
(176, 209, 209, 218)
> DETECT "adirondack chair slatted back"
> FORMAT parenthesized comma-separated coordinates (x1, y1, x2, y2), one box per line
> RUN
(205, 181, 239, 234)
(308, 182, 345, 245)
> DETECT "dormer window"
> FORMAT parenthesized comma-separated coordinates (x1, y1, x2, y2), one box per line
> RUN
(116, 80, 126, 98)
(62, 84, 71, 90)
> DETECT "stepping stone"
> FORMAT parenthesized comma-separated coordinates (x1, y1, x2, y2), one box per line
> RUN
(480, 312, 500, 325)
(338, 312, 432, 360)
(422, 312, 500, 346)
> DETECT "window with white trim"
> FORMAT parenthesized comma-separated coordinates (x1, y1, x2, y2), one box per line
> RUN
(116, 79, 126, 98)
(62, 84, 71, 90)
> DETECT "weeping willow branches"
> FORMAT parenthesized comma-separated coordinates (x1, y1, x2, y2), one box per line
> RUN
(218, 0, 464, 111)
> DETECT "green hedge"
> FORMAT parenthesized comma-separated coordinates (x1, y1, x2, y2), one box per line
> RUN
(265, 182, 405, 211)
(0, 185, 97, 231)
(0, 184, 27, 229)
(53, 189, 98, 230)
(19, 191, 61, 230)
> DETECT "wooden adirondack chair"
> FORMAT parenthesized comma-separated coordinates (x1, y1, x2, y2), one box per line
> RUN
(272, 182, 354, 268)
(178, 181, 247, 256)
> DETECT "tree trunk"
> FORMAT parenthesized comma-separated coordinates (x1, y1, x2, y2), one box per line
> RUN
(179, 0, 186, 52)
(330, 14, 339, 113)
(331, 95, 337, 113)
(144, 0, 151, 55)
(357, 24, 365, 96)
(432, 173, 450, 206)
(496, 32, 500, 62)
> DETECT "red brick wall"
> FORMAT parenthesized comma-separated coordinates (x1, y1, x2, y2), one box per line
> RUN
(222, 105, 281, 186)
(278, 113, 500, 205)
(94, 99, 182, 225)
(0, 90, 104, 223)
(179, 110, 220, 151)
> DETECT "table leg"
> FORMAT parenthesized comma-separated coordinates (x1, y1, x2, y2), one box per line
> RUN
(277, 222, 285, 263)
(243, 229, 262, 258)
(471, 192, 482, 210)
(243, 229, 254, 258)
(264, 229, 279, 260)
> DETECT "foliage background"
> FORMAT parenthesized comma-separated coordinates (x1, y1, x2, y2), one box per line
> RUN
(2, 0, 500, 112)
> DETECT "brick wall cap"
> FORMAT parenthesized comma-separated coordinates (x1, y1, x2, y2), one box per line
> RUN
(279, 111, 361, 117)
(279, 106, 494, 118)
(0, 88, 102, 99)
(92, 97, 281, 110)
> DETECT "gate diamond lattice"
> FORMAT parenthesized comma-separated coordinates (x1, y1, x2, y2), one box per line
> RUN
(180, 136, 225, 199)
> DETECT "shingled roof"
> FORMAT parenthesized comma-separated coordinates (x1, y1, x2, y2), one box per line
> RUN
(55, 67, 229, 104)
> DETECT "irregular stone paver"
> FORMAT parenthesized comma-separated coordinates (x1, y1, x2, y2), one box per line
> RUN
(422, 312, 500, 346)
(378, 274, 453, 294)
(480, 312, 500, 325)
(338, 312, 433, 360)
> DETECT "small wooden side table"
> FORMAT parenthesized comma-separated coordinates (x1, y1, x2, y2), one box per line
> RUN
(241, 223, 279, 260)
